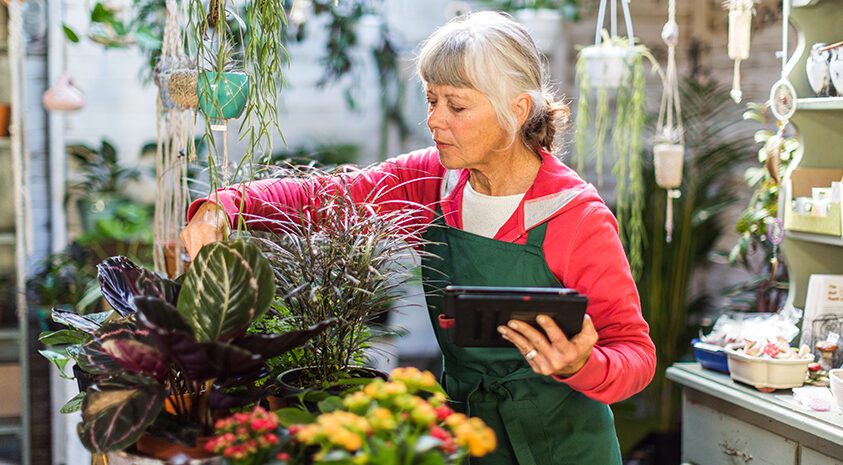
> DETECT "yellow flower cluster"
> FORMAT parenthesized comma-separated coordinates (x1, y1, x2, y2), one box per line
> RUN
(446, 414, 497, 457)
(294, 411, 371, 451)
(389, 366, 439, 391)
(290, 367, 497, 460)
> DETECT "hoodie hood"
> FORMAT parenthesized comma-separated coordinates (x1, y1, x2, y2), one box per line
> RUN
(440, 148, 604, 240)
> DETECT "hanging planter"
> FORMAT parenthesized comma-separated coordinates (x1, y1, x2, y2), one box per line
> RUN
(725, 0, 756, 103)
(514, 8, 563, 54)
(42, 71, 85, 112)
(168, 68, 199, 110)
(654, 0, 684, 243)
(197, 71, 249, 120)
(580, 44, 636, 89)
(574, 0, 655, 277)
(653, 143, 684, 189)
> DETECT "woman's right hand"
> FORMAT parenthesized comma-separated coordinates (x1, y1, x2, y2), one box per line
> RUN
(180, 202, 230, 261)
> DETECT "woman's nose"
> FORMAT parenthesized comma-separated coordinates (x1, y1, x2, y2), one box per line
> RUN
(427, 106, 445, 132)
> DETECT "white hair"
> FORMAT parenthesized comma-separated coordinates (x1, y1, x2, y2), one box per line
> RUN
(416, 11, 567, 151)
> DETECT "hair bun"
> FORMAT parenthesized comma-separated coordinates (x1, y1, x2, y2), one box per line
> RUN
(522, 96, 569, 152)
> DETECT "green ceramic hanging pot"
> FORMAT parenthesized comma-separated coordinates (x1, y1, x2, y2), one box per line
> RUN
(197, 71, 249, 119)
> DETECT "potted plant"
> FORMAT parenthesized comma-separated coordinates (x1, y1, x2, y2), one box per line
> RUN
(246, 168, 435, 397)
(46, 241, 333, 462)
(197, 39, 249, 120)
(206, 367, 497, 464)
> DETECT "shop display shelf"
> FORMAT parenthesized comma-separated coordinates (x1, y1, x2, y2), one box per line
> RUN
(0, 419, 20, 436)
(796, 97, 843, 111)
(785, 229, 843, 247)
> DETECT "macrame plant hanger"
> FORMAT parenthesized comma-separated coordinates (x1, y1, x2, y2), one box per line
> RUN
(725, 0, 756, 103)
(594, 0, 635, 53)
(153, 0, 195, 277)
(654, 0, 684, 242)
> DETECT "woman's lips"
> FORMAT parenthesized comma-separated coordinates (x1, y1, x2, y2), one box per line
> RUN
(435, 140, 452, 149)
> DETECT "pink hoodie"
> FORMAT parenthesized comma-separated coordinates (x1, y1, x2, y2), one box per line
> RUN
(188, 147, 656, 404)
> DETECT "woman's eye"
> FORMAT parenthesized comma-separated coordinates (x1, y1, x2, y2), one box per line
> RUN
(450, 106, 464, 113)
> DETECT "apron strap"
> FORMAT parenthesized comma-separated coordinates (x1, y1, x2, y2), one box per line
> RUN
(525, 221, 548, 253)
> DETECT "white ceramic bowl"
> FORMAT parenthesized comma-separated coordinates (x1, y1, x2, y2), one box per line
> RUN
(725, 344, 813, 390)
(829, 368, 843, 409)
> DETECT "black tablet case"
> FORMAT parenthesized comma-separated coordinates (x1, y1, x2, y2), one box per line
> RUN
(444, 286, 588, 348)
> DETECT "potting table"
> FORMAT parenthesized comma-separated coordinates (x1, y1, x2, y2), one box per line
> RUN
(666, 362, 843, 465)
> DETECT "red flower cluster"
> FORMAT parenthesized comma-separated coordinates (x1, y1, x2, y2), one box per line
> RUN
(205, 407, 280, 463)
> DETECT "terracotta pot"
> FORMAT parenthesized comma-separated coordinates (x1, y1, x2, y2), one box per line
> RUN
(164, 394, 193, 416)
(134, 433, 217, 461)
(0, 104, 9, 137)
(162, 241, 189, 278)
(266, 395, 287, 411)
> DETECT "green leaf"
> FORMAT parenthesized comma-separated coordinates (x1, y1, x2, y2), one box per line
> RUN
(90, 3, 114, 24)
(62, 24, 80, 43)
(39, 349, 71, 377)
(275, 407, 316, 427)
(77, 373, 164, 453)
(317, 396, 344, 413)
(39, 329, 88, 346)
(177, 240, 275, 342)
(61, 391, 86, 414)
(413, 451, 446, 465)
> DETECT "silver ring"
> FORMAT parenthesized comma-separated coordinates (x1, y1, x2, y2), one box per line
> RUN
(524, 349, 538, 361)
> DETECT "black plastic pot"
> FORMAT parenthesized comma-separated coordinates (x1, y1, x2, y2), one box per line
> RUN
(275, 366, 388, 411)
(72, 364, 95, 393)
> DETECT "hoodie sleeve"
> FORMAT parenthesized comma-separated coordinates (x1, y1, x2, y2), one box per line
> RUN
(187, 148, 445, 231)
(546, 203, 656, 404)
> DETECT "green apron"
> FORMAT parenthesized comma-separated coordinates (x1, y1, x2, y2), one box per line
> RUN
(422, 211, 622, 465)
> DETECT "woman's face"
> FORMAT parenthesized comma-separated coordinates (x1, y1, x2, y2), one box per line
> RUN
(425, 84, 511, 170)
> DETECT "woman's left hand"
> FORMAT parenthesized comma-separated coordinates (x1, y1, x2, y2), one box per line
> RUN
(497, 314, 598, 377)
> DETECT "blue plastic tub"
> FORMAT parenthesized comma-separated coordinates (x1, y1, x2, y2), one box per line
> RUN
(691, 338, 730, 374)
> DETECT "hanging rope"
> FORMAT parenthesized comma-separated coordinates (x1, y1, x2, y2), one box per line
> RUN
(153, 0, 194, 277)
(655, 0, 684, 242)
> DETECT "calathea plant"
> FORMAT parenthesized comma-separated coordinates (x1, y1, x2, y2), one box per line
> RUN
(45, 240, 333, 454)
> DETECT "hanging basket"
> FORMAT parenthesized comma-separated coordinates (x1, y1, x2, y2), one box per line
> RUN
(154, 56, 181, 111)
(42, 72, 85, 112)
(580, 0, 637, 90)
(197, 71, 249, 120)
(168, 68, 199, 110)
(580, 45, 637, 89)
(653, 143, 684, 189)
(514, 8, 563, 54)
(727, 7, 751, 61)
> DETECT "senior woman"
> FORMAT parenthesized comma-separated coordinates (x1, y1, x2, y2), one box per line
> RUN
(182, 11, 655, 465)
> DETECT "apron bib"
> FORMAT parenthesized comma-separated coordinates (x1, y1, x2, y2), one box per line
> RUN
(422, 212, 622, 465)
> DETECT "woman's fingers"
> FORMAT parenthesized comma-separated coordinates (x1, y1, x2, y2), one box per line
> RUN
(498, 320, 554, 375)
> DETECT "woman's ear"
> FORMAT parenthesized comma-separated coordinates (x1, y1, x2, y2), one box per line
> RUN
(512, 93, 533, 127)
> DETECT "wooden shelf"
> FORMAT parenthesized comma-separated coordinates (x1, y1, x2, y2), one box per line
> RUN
(0, 418, 20, 436)
(796, 97, 843, 111)
(0, 329, 17, 342)
(785, 229, 843, 246)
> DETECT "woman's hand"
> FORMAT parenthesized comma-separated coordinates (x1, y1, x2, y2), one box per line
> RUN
(179, 202, 230, 261)
(497, 314, 598, 377)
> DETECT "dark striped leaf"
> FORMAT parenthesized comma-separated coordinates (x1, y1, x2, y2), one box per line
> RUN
(52, 308, 103, 334)
(77, 373, 164, 453)
(177, 240, 275, 342)
(97, 256, 181, 317)
(98, 327, 169, 381)
(234, 319, 335, 358)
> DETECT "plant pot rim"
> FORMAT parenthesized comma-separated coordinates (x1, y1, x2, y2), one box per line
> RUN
(276, 365, 389, 395)
(581, 45, 638, 58)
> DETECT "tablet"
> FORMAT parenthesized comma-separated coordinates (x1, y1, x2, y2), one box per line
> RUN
(444, 286, 588, 348)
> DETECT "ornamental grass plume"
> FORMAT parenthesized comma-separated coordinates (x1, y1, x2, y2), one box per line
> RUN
(245, 165, 439, 388)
